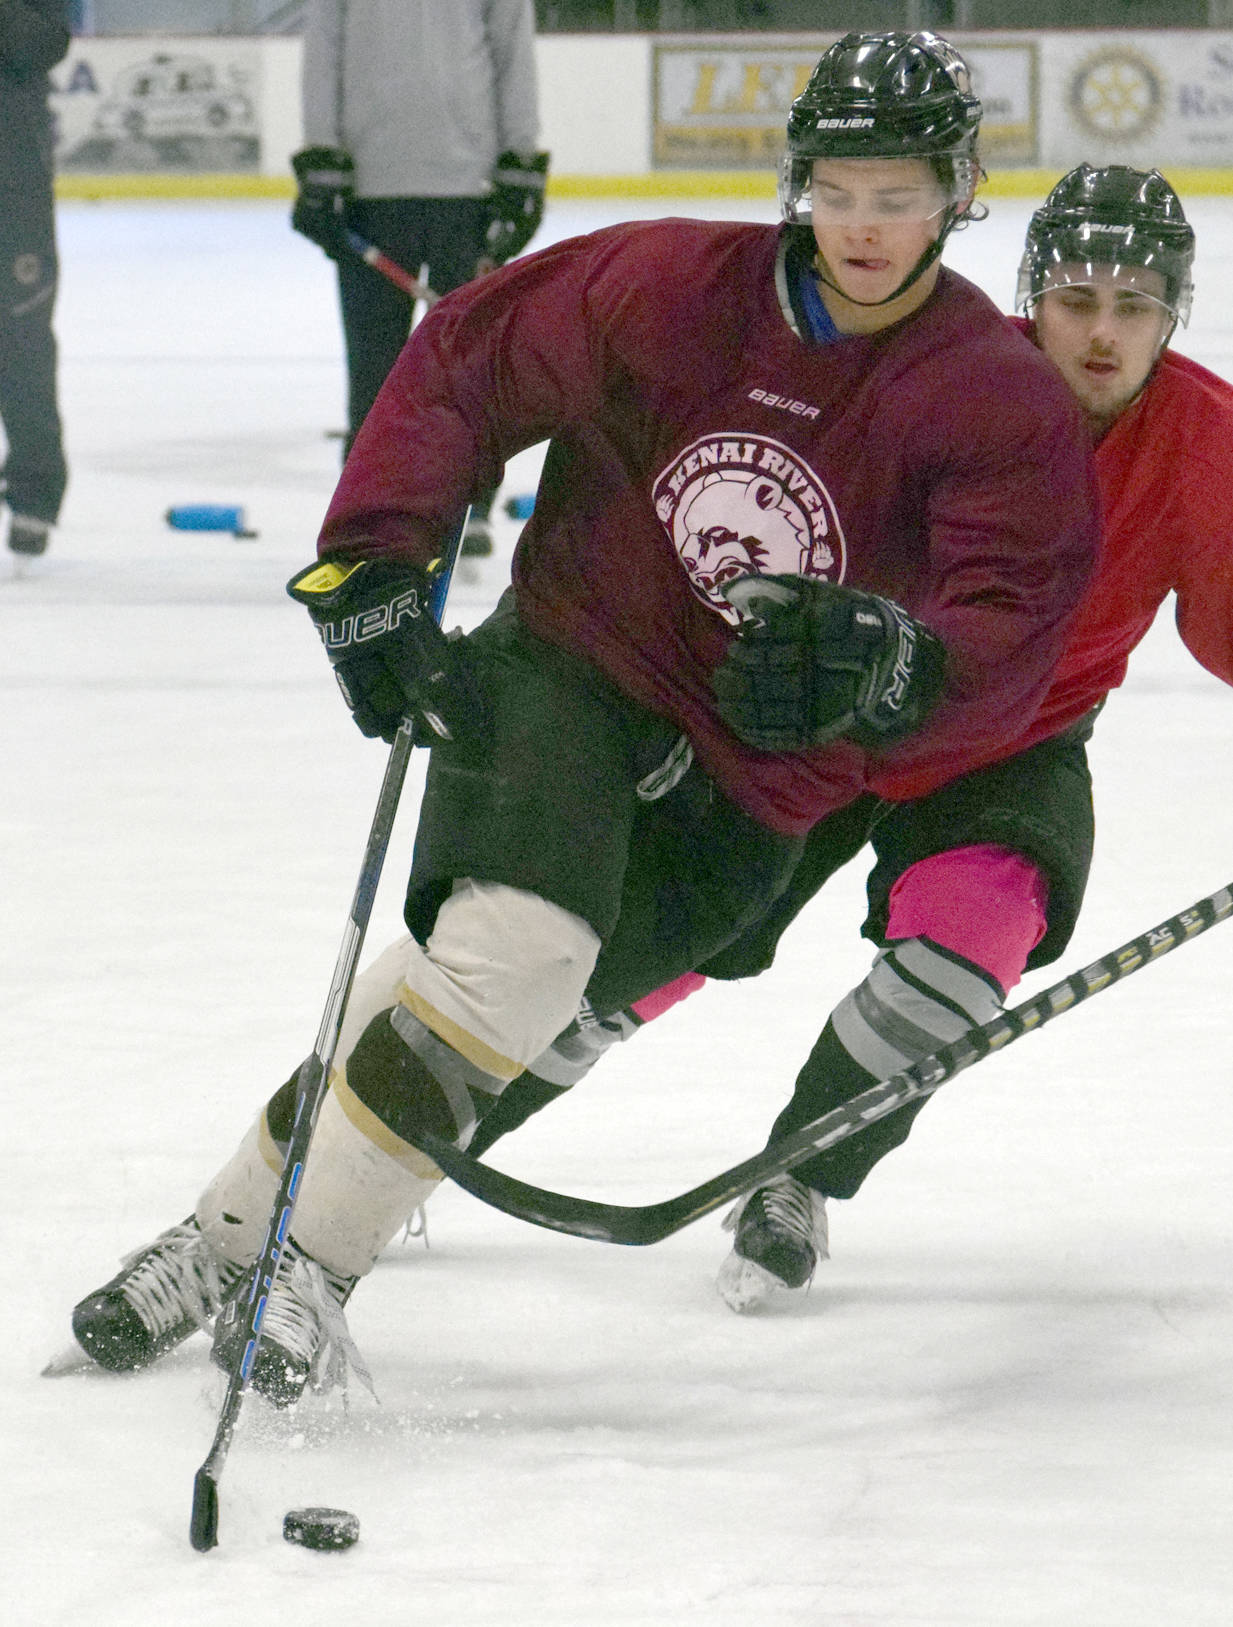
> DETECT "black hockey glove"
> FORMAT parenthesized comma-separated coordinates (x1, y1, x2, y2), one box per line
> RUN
(484, 150, 549, 265)
(713, 575, 946, 753)
(287, 557, 488, 745)
(290, 145, 355, 261)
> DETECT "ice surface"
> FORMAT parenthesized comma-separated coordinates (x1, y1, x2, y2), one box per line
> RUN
(3, 192, 1232, 1625)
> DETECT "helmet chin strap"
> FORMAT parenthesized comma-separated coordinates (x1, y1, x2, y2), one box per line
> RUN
(812, 207, 959, 309)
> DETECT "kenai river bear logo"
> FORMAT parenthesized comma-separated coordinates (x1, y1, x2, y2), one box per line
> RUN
(652, 433, 845, 624)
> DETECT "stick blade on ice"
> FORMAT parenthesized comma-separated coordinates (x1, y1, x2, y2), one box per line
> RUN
(190, 1467, 220, 1552)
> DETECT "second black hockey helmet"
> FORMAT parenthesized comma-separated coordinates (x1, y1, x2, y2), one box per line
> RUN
(1017, 164, 1195, 326)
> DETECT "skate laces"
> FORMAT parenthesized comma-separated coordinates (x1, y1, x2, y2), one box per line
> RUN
(263, 1248, 376, 1401)
(118, 1221, 243, 1338)
(725, 1175, 829, 1259)
(400, 1204, 430, 1248)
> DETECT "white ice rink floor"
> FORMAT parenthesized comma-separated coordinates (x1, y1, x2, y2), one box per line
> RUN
(4, 192, 1233, 1625)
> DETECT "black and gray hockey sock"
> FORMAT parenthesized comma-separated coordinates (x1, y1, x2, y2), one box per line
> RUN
(771, 936, 1004, 1199)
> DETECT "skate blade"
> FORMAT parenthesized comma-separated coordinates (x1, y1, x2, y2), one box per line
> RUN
(41, 1343, 95, 1378)
(716, 1253, 794, 1314)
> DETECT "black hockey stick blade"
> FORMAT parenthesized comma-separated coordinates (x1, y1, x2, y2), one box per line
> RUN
(190, 1467, 220, 1552)
(414, 1128, 831, 1247)
(416, 880, 1233, 1246)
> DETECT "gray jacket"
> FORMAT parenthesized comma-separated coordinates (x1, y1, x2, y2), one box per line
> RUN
(301, 0, 539, 198)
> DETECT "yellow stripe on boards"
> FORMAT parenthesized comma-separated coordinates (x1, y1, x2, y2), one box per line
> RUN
(55, 168, 1233, 204)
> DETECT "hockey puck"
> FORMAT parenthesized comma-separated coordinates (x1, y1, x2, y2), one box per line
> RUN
(282, 1507, 360, 1551)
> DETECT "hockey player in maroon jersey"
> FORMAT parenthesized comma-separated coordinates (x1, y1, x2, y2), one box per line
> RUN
(64, 34, 1099, 1398)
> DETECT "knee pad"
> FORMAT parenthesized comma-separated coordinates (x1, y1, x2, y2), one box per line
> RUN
(885, 846, 1048, 994)
(346, 1002, 505, 1151)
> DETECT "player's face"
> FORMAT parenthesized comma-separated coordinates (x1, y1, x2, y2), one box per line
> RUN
(1033, 263, 1173, 432)
(810, 158, 953, 328)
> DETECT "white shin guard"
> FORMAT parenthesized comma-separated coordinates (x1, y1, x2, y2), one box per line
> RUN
(194, 1115, 283, 1269)
(196, 882, 600, 1284)
(289, 1076, 445, 1280)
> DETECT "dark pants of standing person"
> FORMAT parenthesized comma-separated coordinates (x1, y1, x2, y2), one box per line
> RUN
(0, 188, 68, 528)
(337, 195, 490, 455)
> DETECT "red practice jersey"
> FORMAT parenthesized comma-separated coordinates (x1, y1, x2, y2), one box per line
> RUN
(825, 325, 1233, 790)
(321, 219, 1099, 834)
(1025, 335, 1233, 739)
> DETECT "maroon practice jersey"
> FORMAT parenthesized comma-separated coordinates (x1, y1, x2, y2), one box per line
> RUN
(320, 219, 1099, 834)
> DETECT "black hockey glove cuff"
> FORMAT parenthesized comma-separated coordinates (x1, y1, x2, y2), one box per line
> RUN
(290, 146, 354, 261)
(713, 574, 946, 753)
(287, 557, 488, 745)
(484, 150, 549, 265)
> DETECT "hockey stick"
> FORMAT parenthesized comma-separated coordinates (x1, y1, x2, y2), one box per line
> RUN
(189, 537, 463, 1552)
(415, 881, 1233, 1247)
(343, 228, 440, 305)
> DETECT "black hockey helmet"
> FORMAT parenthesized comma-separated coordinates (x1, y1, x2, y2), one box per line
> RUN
(1016, 164, 1195, 326)
(780, 31, 982, 225)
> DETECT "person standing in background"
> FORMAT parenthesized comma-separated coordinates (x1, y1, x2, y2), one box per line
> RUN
(291, 0, 545, 558)
(0, 0, 69, 566)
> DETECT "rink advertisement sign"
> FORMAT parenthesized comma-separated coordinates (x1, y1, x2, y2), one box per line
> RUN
(652, 38, 1038, 168)
(50, 38, 261, 172)
(1039, 32, 1233, 168)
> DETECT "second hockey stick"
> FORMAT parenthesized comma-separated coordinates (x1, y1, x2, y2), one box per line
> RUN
(189, 535, 463, 1552)
(344, 228, 440, 305)
(415, 880, 1233, 1247)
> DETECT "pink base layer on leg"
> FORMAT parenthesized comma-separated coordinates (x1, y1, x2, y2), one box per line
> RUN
(630, 970, 707, 1023)
(884, 844, 1049, 994)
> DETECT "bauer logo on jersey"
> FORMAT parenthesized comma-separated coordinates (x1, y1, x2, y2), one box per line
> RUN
(653, 433, 843, 623)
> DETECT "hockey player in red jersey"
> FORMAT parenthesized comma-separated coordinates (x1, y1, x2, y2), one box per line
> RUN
(65, 34, 1099, 1398)
(708, 164, 1214, 1309)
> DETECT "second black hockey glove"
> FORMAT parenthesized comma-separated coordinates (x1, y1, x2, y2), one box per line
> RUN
(713, 574, 946, 753)
(290, 145, 355, 261)
(287, 557, 488, 745)
(484, 150, 550, 265)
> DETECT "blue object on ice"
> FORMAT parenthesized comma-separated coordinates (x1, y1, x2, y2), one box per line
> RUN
(166, 504, 257, 538)
(503, 493, 535, 520)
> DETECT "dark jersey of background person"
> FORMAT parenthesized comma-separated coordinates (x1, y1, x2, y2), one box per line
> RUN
(0, 0, 67, 191)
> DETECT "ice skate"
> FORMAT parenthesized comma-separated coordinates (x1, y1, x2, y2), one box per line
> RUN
(7, 513, 50, 557)
(69, 1217, 246, 1372)
(716, 1175, 829, 1313)
(210, 1239, 370, 1408)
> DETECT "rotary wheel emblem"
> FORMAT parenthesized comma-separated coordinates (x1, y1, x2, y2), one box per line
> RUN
(1069, 47, 1164, 142)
